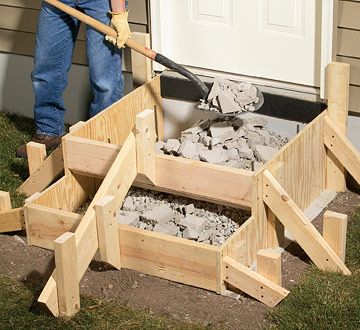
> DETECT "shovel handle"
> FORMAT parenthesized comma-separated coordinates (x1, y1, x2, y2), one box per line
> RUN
(44, 0, 157, 60)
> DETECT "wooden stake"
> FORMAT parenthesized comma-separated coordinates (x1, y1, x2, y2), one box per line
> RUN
(257, 249, 282, 286)
(263, 170, 350, 275)
(54, 232, 80, 317)
(323, 211, 348, 262)
(0, 191, 11, 211)
(94, 195, 121, 269)
(26, 142, 47, 175)
(131, 32, 152, 88)
(223, 256, 289, 307)
(135, 109, 156, 184)
(326, 62, 350, 192)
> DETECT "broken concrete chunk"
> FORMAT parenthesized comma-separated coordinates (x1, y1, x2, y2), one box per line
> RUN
(253, 145, 278, 163)
(181, 133, 199, 144)
(183, 227, 200, 240)
(179, 140, 198, 159)
(226, 148, 239, 160)
(117, 211, 140, 226)
(153, 223, 179, 236)
(218, 92, 242, 114)
(141, 204, 175, 225)
(199, 149, 228, 164)
(163, 139, 181, 154)
(183, 203, 195, 215)
(123, 197, 135, 211)
(237, 146, 255, 160)
(179, 215, 207, 234)
(247, 131, 265, 148)
(235, 92, 256, 108)
(199, 135, 212, 147)
(182, 119, 211, 135)
(209, 122, 235, 138)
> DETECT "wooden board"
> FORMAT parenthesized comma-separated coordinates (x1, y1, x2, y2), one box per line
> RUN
(0, 208, 24, 233)
(26, 204, 82, 250)
(119, 225, 220, 292)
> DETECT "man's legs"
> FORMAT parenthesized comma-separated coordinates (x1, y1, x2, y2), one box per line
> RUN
(32, 0, 80, 136)
(82, 0, 123, 117)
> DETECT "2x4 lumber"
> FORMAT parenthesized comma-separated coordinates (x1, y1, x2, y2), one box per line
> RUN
(26, 142, 47, 176)
(324, 115, 360, 185)
(18, 145, 64, 196)
(257, 249, 282, 286)
(119, 225, 219, 292)
(326, 62, 350, 192)
(0, 191, 11, 210)
(263, 170, 351, 275)
(131, 32, 152, 87)
(94, 195, 121, 269)
(135, 109, 156, 183)
(135, 154, 253, 209)
(26, 204, 82, 250)
(222, 256, 289, 307)
(54, 232, 80, 317)
(64, 136, 121, 177)
(323, 211, 348, 262)
(38, 132, 137, 316)
(0, 208, 24, 233)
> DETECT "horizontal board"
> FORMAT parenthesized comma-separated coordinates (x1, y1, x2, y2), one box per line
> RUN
(0, 28, 144, 71)
(350, 85, 360, 114)
(338, 28, 360, 58)
(337, 56, 360, 86)
(339, 1, 360, 30)
(0, 0, 147, 24)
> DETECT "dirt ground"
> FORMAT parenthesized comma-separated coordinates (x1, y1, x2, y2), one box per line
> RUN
(0, 191, 359, 330)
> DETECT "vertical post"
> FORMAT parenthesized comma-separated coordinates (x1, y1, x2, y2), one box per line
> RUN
(26, 142, 47, 175)
(257, 249, 282, 286)
(54, 232, 80, 317)
(135, 109, 156, 184)
(267, 162, 285, 248)
(323, 210, 348, 262)
(0, 191, 11, 211)
(326, 62, 350, 191)
(94, 195, 121, 270)
(131, 32, 152, 88)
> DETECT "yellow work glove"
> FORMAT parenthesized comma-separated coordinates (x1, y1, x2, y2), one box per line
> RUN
(105, 11, 131, 48)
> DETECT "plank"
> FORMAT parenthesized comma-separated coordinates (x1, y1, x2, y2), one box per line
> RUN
(54, 232, 80, 317)
(94, 195, 121, 269)
(0, 191, 11, 210)
(223, 256, 289, 307)
(64, 136, 121, 177)
(324, 115, 360, 185)
(326, 62, 350, 191)
(38, 132, 137, 316)
(135, 109, 156, 183)
(26, 204, 82, 250)
(137, 154, 252, 209)
(0, 208, 24, 233)
(131, 32, 152, 87)
(257, 249, 282, 286)
(323, 210, 348, 262)
(263, 170, 351, 275)
(18, 145, 64, 196)
(119, 225, 220, 292)
(26, 142, 46, 176)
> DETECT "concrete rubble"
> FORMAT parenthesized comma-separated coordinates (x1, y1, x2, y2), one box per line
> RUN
(198, 77, 261, 114)
(117, 188, 250, 246)
(157, 116, 288, 170)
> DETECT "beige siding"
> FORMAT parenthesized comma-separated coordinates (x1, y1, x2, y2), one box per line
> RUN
(338, 0, 360, 113)
(0, 0, 149, 70)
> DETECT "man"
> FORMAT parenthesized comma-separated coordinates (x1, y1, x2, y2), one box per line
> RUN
(16, 0, 131, 158)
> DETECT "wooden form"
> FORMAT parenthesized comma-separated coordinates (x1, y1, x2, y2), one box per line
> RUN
(0, 191, 24, 233)
(12, 62, 358, 317)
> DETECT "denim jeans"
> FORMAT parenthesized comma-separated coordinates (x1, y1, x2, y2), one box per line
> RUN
(32, 0, 123, 136)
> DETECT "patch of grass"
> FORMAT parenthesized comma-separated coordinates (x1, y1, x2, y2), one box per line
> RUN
(268, 209, 360, 329)
(0, 276, 208, 330)
(0, 111, 34, 207)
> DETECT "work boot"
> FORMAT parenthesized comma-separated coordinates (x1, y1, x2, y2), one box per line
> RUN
(16, 133, 63, 159)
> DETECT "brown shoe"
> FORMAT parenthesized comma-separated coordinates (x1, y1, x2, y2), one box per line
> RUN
(16, 133, 63, 159)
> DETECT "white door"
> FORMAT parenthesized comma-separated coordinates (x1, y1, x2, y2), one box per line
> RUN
(151, 0, 322, 87)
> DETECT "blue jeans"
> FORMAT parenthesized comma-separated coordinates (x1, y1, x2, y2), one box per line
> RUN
(32, 0, 123, 136)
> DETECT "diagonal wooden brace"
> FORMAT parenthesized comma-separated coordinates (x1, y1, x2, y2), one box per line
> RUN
(324, 115, 360, 185)
(223, 256, 289, 307)
(263, 170, 351, 275)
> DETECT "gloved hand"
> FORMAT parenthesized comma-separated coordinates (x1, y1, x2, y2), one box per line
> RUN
(105, 11, 131, 48)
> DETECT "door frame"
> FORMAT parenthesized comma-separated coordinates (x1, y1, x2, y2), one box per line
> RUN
(149, 0, 338, 99)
